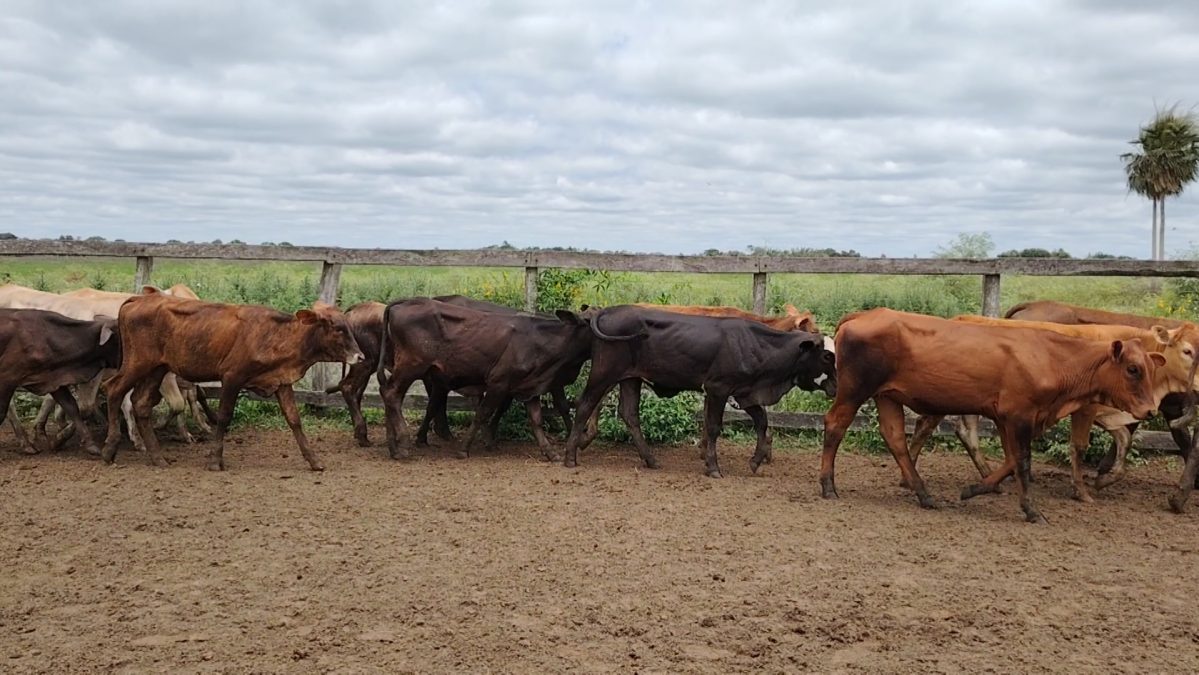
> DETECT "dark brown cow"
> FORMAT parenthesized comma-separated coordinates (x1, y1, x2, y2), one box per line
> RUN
(632, 303, 822, 334)
(0, 309, 119, 456)
(416, 296, 575, 448)
(376, 298, 592, 461)
(325, 301, 386, 447)
(100, 295, 363, 471)
(821, 308, 1162, 523)
(561, 305, 834, 477)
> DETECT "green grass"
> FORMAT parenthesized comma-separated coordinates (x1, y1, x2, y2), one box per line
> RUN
(4, 257, 1193, 459)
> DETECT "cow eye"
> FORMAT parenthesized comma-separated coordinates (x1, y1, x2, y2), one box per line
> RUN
(1185, 348, 1194, 357)
(1126, 365, 1140, 377)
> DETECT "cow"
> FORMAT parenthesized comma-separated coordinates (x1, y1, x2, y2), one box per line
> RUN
(375, 298, 592, 461)
(632, 303, 822, 334)
(0, 309, 119, 457)
(100, 295, 364, 471)
(0, 283, 207, 449)
(1006, 300, 1199, 498)
(821, 308, 1162, 523)
(591, 302, 834, 466)
(560, 305, 835, 477)
(905, 316, 1199, 501)
(326, 296, 576, 449)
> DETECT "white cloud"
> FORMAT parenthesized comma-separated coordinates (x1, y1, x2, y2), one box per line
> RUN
(0, 0, 1196, 256)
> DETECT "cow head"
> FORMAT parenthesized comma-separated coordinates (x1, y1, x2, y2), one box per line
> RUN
(1098, 339, 1164, 420)
(791, 334, 837, 397)
(296, 302, 365, 365)
(783, 304, 822, 334)
(1151, 323, 1199, 393)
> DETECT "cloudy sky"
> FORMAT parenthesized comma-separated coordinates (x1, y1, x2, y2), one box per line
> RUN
(1, 1, 1197, 257)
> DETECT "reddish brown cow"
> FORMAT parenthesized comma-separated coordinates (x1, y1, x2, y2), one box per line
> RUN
(1005, 300, 1187, 330)
(821, 308, 1162, 522)
(632, 303, 822, 334)
(100, 295, 363, 471)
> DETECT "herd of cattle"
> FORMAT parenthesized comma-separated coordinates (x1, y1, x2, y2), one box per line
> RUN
(3, 280, 1199, 523)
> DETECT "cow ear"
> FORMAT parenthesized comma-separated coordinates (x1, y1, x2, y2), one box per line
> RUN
(1151, 325, 1172, 346)
(784, 303, 799, 316)
(797, 316, 817, 333)
(140, 285, 162, 295)
(555, 310, 582, 325)
(296, 309, 320, 324)
(1150, 353, 1167, 367)
(99, 322, 115, 345)
(1110, 340, 1124, 361)
(580, 304, 591, 311)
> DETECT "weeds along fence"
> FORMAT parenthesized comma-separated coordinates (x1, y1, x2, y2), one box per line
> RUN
(4, 238, 1199, 448)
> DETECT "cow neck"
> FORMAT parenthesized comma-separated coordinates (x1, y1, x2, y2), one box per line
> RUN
(292, 317, 327, 369)
(1063, 341, 1123, 409)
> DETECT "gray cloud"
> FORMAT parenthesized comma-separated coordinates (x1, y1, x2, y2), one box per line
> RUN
(0, 0, 1197, 256)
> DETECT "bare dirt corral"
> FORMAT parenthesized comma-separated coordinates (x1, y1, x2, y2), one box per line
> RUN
(3, 429, 1199, 674)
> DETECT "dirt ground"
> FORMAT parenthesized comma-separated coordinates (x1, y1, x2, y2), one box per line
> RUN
(2, 428, 1199, 674)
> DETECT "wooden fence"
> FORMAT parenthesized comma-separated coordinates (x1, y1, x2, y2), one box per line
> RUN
(4, 239, 1196, 448)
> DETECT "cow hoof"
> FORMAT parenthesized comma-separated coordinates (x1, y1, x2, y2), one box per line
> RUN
(645, 458, 661, 470)
(151, 457, 170, 468)
(81, 445, 102, 457)
(206, 461, 225, 472)
(1024, 510, 1048, 524)
(355, 436, 371, 448)
(750, 460, 762, 475)
(960, 484, 987, 501)
(917, 493, 936, 510)
(1168, 493, 1188, 514)
(542, 452, 560, 462)
(819, 477, 838, 499)
(706, 470, 723, 479)
(309, 463, 325, 472)
(455, 450, 469, 460)
(1071, 487, 1094, 504)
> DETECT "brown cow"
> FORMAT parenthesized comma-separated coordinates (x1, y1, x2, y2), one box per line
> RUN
(1006, 300, 1199, 501)
(821, 308, 1162, 522)
(100, 295, 363, 471)
(907, 316, 1199, 501)
(632, 303, 822, 334)
(0, 309, 119, 456)
(325, 301, 386, 447)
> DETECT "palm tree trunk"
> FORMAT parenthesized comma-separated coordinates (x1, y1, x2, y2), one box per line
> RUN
(1159, 198, 1167, 260)
(1151, 198, 1160, 260)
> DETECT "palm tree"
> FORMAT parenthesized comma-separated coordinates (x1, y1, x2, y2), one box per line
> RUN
(1122, 106, 1199, 260)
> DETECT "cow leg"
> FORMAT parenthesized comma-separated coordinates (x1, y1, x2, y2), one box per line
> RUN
(276, 385, 324, 472)
(155, 375, 194, 444)
(380, 369, 419, 460)
(907, 414, 943, 465)
(746, 405, 773, 474)
(961, 424, 1019, 501)
(196, 392, 220, 428)
(1068, 412, 1096, 503)
(130, 376, 168, 467)
(32, 396, 55, 450)
(101, 364, 157, 464)
(1168, 432, 1199, 513)
(551, 387, 573, 437)
(820, 395, 870, 500)
(485, 397, 514, 451)
(876, 397, 934, 509)
(207, 384, 241, 471)
(461, 390, 505, 459)
(49, 387, 101, 456)
(524, 398, 558, 461)
(415, 380, 444, 447)
(1010, 425, 1044, 523)
(121, 394, 147, 452)
(1095, 422, 1134, 476)
(1094, 425, 1132, 490)
(339, 365, 373, 447)
(563, 381, 617, 468)
(2, 394, 38, 455)
(700, 394, 726, 478)
(617, 380, 659, 470)
(955, 415, 993, 479)
(185, 383, 214, 436)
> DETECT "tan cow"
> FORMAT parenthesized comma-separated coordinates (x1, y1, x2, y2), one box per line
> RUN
(822, 308, 1162, 522)
(907, 315, 1199, 501)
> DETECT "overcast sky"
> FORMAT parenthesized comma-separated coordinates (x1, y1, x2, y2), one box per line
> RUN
(2, 1, 1197, 257)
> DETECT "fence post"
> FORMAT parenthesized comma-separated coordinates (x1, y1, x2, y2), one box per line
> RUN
(524, 266, 538, 313)
(133, 256, 154, 292)
(982, 274, 1001, 317)
(752, 272, 768, 315)
(309, 261, 343, 404)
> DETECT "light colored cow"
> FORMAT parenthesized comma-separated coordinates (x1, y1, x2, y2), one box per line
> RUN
(0, 283, 211, 453)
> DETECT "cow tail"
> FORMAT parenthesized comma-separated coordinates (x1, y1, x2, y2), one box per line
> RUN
(588, 310, 647, 342)
(1003, 302, 1029, 319)
(375, 302, 394, 389)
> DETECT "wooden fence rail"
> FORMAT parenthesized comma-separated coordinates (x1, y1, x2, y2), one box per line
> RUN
(6, 238, 1197, 442)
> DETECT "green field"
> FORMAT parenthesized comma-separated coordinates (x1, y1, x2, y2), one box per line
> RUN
(3, 256, 1196, 460)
